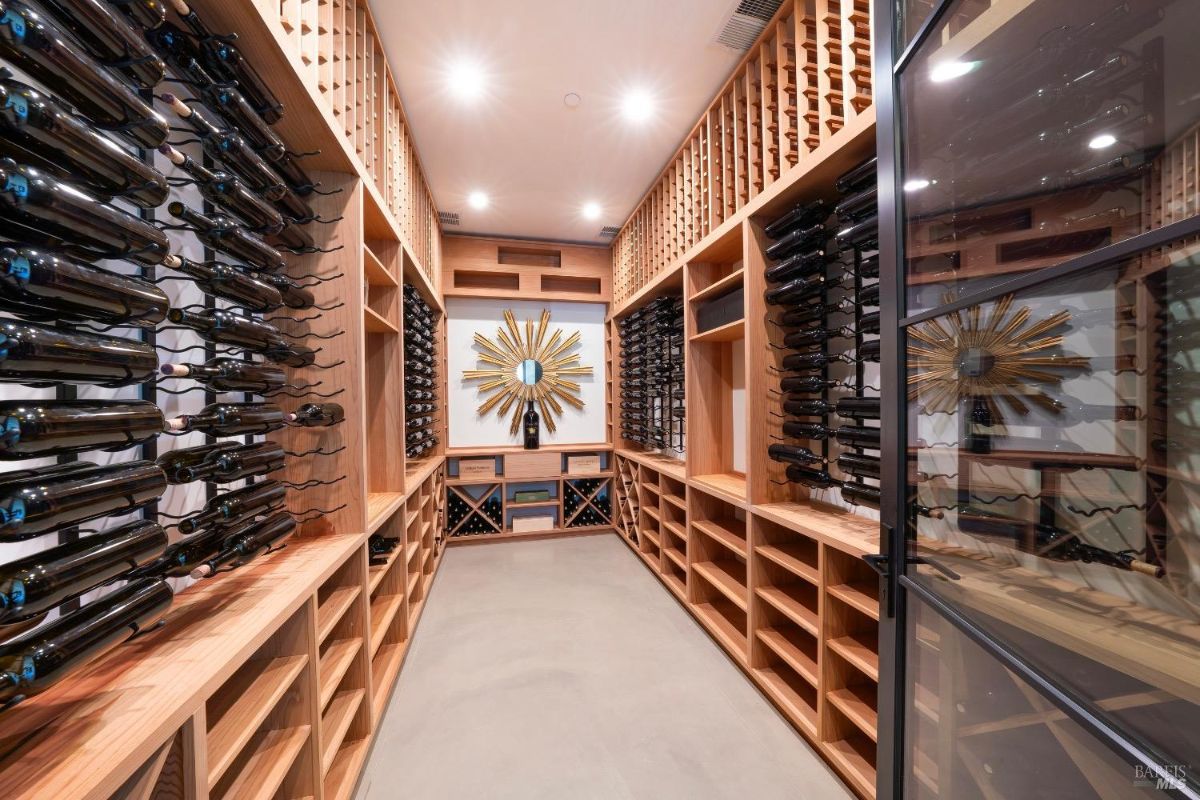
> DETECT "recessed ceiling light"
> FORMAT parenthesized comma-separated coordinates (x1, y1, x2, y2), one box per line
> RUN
(621, 89, 654, 123)
(468, 191, 489, 210)
(904, 178, 931, 192)
(929, 60, 978, 83)
(582, 202, 601, 220)
(564, 92, 582, 109)
(1088, 133, 1118, 150)
(447, 58, 486, 101)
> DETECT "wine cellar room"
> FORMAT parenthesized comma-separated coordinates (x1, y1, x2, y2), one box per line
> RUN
(0, 0, 1196, 798)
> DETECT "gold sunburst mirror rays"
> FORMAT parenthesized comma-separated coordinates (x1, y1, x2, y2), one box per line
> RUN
(907, 294, 1090, 425)
(463, 310, 594, 436)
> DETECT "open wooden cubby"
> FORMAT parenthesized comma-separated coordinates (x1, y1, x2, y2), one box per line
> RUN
(689, 489, 750, 660)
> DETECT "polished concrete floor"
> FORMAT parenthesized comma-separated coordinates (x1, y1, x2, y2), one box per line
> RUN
(355, 534, 852, 800)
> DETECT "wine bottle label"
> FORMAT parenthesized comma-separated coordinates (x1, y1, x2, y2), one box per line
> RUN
(1, 9, 28, 41)
(3, 172, 28, 199)
(0, 498, 25, 526)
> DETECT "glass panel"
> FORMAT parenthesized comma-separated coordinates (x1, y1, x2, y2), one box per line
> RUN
(905, 598, 1179, 798)
(905, 241, 1200, 786)
(897, 0, 1200, 313)
(901, 0, 994, 51)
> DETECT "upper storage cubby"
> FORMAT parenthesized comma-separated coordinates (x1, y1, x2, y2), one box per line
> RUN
(442, 236, 612, 302)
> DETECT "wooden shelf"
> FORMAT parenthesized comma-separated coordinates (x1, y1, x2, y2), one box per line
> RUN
(827, 633, 881, 682)
(663, 545, 687, 572)
(219, 724, 310, 800)
(319, 638, 362, 708)
(661, 519, 687, 543)
(756, 544, 819, 585)
(207, 655, 308, 789)
(756, 587, 819, 637)
(693, 602, 748, 660)
(690, 318, 745, 343)
(692, 518, 746, 558)
(663, 493, 687, 511)
(823, 736, 877, 800)
(827, 685, 878, 742)
(363, 244, 398, 287)
(508, 499, 560, 509)
(757, 629, 819, 686)
(614, 448, 686, 482)
(317, 586, 360, 643)
(321, 689, 365, 776)
(369, 593, 405, 658)
(366, 493, 405, 534)
(754, 501, 880, 558)
(755, 668, 818, 738)
(662, 570, 687, 600)
(689, 267, 745, 304)
(323, 737, 371, 800)
(690, 474, 748, 506)
(693, 561, 748, 610)
(364, 306, 400, 334)
(828, 582, 880, 621)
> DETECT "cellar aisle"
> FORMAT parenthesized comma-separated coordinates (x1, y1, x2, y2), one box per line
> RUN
(355, 534, 851, 800)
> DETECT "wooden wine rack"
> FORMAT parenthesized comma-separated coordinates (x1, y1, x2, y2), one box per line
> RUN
(612, 0, 874, 308)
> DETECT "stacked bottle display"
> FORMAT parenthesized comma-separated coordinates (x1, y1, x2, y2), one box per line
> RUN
(0, 0, 342, 709)
(763, 157, 883, 510)
(403, 285, 439, 460)
(617, 296, 685, 453)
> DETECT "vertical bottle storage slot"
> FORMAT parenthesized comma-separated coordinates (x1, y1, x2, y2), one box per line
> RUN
(405, 490, 425, 606)
(368, 509, 409, 720)
(617, 296, 685, 456)
(206, 606, 316, 800)
(402, 283, 441, 465)
(365, 331, 404, 500)
(688, 492, 749, 659)
(420, 471, 439, 580)
(317, 555, 371, 800)
(750, 516, 821, 737)
(615, 457, 641, 545)
(659, 474, 688, 598)
(636, 469, 662, 564)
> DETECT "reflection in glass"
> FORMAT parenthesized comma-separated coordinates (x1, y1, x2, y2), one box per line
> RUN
(898, 0, 1199, 313)
(517, 359, 543, 385)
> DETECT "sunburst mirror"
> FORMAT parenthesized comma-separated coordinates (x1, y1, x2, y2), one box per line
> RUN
(907, 294, 1089, 425)
(463, 309, 594, 435)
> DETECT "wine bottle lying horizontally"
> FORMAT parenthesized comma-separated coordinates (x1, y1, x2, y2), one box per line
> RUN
(168, 202, 285, 272)
(0, 460, 166, 541)
(160, 358, 286, 394)
(190, 511, 297, 578)
(0, 160, 170, 265)
(0, 319, 159, 387)
(0, 577, 173, 705)
(174, 441, 286, 483)
(0, 519, 167, 624)
(0, 399, 164, 459)
(156, 442, 238, 484)
(178, 480, 287, 534)
(161, 254, 283, 312)
(0, 246, 168, 326)
(0, 77, 168, 208)
(36, 0, 165, 87)
(164, 402, 286, 437)
(288, 402, 344, 427)
(167, 307, 286, 352)
(0, 0, 167, 147)
(159, 145, 284, 235)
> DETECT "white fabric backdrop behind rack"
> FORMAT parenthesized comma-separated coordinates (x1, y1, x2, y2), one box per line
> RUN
(445, 298, 607, 448)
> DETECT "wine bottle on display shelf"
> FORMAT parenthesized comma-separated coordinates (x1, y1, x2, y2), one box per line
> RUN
(837, 452, 880, 480)
(836, 215, 879, 251)
(767, 444, 826, 466)
(200, 83, 287, 160)
(177, 480, 288, 534)
(835, 157, 877, 195)
(782, 398, 835, 417)
(252, 271, 315, 310)
(127, 523, 231, 579)
(835, 425, 881, 449)
(764, 274, 845, 306)
(261, 341, 318, 369)
(178, 441, 286, 483)
(841, 482, 882, 510)
(161, 255, 283, 312)
(160, 359, 286, 395)
(785, 465, 841, 489)
(858, 253, 880, 279)
(0, 519, 167, 624)
(0, 319, 158, 387)
(0, 399, 164, 459)
(164, 402, 285, 437)
(0, 77, 168, 208)
(156, 441, 238, 484)
(0, 0, 167, 147)
(835, 397, 881, 421)
(777, 303, 846, 328)
(781, 421, 833, 440)
(190, 512, 297, 578)
(0, 246, 168, 326)
(782, 326, 853, 350)
(780, 352, 846, 373)
(0, 460, 166, 541)
(834, 186, 877, 223)
(166, 307, 286, 352)
(779, 376, 843, 394)
(160, 145, 285, 235)
(764, 200, 828, 240)
(35, 0, 165, 87)
(859, 310, 881, 335)
(0, 578, 173, 705)
(167, 202, 286, 272)
(0, 160, 170, 265)
(765, 222, 829, 261)
(288, 402, 344, 427)
(858, 339, 881, 362)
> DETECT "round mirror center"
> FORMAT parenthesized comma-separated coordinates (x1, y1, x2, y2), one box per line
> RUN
(517, 359, 543, 385)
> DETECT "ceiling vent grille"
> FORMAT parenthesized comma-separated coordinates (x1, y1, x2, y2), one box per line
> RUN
(438, 211, 461, 226)
(599, 226, 620, 238)
(713, 0, 784, 51)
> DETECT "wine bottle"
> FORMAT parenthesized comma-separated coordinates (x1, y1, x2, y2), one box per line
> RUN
(781, 421, 832, 440)
(127, 523, 230, 579)
(252, 271, 315, 309)
(779, 376, 842, 394)
(200, 83, 286, 159)
(858, 283, 880, 307)
(260, 341, 317, 368)
(764, 200, 828, 240)
(0, 319, 158, 387)
(835, 157, 876, 195)
(177, 480, 287, 534)
(167, 202, 286, 272)
(0, 0, 167, 147)
(159, 145, 284, 234)
(172, 0, 283, 122)
(37, 0, 165, 87)
(178, 441, 285, 483)
(0, 519, 166, 624)
(835, 397, 881, 421)
(164, 402, 285, 437)
(159, 358, 285, 394)
(0, 246, 168, 326)
(0, 460, 166, 541)
(765, 222, 828, 261)
(836, 452, 879, 480)
(161, 254, 283, 312)
(167, 307, 285, 352)
(767, 443, 825, 466)
(0, 160, 169, 265)
(781, 352, 844, 373)
(765, 247, 838, 284)
(405, 402, 434, 415)
(835, 425, 880, 449)
(155, 441, 238, 484)
(841, 481, 880, 509)
(782, 326, 851, 349)
(109, 0, 165, 30)
(858, 253, 879, 279)
(0, 577, 172, 704)
(288, 402, 344, 427)
(190, 511, 296, 578)
(268, 218, 316, 252)
(834, 185, 876, 223)
(782, 398, 834, 417)
(836, 215, 879, 251)
(858, 339, 881, 362)
(785, 465, 841, 489)
(0, 77, 168, 208)
(0, 399, 163, 459)
(765, 274, 844, 305)
(860, 310, 881, 335)
(777, 303, 843, 328)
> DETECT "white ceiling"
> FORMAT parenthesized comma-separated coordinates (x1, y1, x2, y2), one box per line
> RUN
(373, 0, 746, 245)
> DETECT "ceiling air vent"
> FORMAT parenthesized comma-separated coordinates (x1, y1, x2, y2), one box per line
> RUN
(713, 0, 784, 52)
(438, 211, 461, 226)
(599, 226, 620, 238)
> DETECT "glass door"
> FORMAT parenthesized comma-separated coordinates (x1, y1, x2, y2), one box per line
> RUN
(878, 1, 1200, 797)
